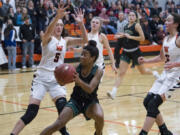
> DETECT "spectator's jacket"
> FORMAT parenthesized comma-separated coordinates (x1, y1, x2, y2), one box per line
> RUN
(19, 23, 35, 42)
(4, 30, 16, 47)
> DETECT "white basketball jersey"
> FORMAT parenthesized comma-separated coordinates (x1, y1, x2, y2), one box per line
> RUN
(38, 36, 66, 71)
(88, 33, 104, 68)
(34, 36, 67, 82)
(163, 34, 180, 72)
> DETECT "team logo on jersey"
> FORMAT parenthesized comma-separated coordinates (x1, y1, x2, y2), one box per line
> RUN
(164, 46, 169, 53)
(56, 46, 63, 51)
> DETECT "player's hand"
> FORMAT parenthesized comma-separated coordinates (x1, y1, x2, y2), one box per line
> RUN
(111, 64, 118, 74)
(72, 8, 84, 24)
(124, 33, 130, 38)
(57, 4, 69, 19)
(73, 72, 81, 84)
(114, 33, 125, 39)
(164, 62, 176, 70)
(138, 56, 145, 64)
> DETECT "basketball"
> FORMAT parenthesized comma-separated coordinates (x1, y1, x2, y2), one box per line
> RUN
(54, 63, 76, 86)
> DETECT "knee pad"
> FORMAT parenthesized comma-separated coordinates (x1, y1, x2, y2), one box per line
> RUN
(21, 104, 39, 125)
(55, 97, 67, 114)
(147, 94, 163, 118)
(143, 93, 155, 110)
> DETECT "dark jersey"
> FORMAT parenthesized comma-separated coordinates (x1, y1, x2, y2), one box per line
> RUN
(123, 23, 139, 49)
(71, 64, 99, 103)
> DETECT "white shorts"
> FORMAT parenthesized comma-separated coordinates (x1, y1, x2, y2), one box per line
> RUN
(30, 73, 66, 101)
(149, 70, 179, 98)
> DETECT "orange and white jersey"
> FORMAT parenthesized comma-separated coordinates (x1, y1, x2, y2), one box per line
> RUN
(35, 36, 67, 82)
(163, 34, 180, 72)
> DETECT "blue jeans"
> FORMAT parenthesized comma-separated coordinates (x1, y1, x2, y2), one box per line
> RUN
(22, 41, 34, 67)
(7, 46, 16, 70)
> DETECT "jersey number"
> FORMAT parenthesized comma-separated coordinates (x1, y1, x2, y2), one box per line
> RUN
(54, 53, 61, 62)
(165, 54, 170, 63)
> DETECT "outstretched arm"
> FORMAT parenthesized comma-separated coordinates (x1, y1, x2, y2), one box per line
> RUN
(42, 5, 69, 46)
(101, 33, 117, 73)
(66, 9, 88, 46)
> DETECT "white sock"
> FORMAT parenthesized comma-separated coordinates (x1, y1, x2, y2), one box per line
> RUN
(112, 87, 117, 95)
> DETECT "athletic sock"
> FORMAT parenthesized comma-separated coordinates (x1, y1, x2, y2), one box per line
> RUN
(139, 130, 148, 135)
(112, 87, 117, 95)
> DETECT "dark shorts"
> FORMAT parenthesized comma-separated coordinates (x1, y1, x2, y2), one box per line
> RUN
(65, 98, 99, 120)
(120, 48, 142, 66)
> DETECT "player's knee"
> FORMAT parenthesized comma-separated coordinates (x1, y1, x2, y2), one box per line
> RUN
(21, 104, 39, 125)
(55, 97, 67, 114)
(118, 70, 126, 77)
(147, 95, 163, 118)
(94, 112, 104, 124)
(143, 93, 155, 110)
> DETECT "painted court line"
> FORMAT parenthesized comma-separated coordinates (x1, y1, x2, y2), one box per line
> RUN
(0, 99, 159, 133)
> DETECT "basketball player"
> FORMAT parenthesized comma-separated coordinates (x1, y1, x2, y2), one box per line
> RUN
(40, 40, 104, 135)
(70, 17, 117, 74)
(138, 13, 180, 135)
(10, 6, 88, 135)
(107, 11, 159, 99)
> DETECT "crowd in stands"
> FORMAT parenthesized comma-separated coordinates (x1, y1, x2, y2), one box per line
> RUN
(0, 0, 180, 70)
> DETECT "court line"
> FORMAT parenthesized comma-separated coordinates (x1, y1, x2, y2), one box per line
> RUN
(0, 99, 159, 133)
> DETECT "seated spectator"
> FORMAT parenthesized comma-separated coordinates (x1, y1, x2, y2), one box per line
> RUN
(15, 0, 26, 9)
(1, 0, 12, 23)
(149, 15, 159, 43)
(141, 18, 153, 44)
(108, 10, 117, 28)
(85, 12, 94, 31)
(168, 3, 178, 13)
(156, 25, 166, 45)
(99, 8, 116, 34)
(177, 4, 180, 14)
(150, 1, 162, 17)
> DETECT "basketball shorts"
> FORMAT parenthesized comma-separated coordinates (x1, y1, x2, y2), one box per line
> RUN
(66, 98, 99, 120)
(30, 74, 66, 100)
(149, 70, 180, 99)
(120, 48, 142, 66)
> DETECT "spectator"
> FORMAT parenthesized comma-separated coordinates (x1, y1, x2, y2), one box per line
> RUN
(8, 7, 15, 25)
(85, 12, 94, 31)
(108, 10, 117, 28)
(47, 1, 56, 24)
(14, 6, 23, 26)
(1, 0, 12, 23)
(15, 0, 26, 9)
(114, 11, 128, 68)
(142, 2, 151, 18)
(2, 0, 15, 12)
(99, 8, 117, 34)
(150, 1, 161, 17)
(156, 24, 166, 45)
(19, 16, 35, 69)
(0, 0, 3, 28)
(165, 0, 175, 10)
(177, 4, 180, 14)
(149, 15, 159, 43)
(4, 19, 17, 73)
(141, 18, 153, 44)
(22, 7, 31, 24)
(168, 3, 178, 13)
(27, 0, 37, 29)
(36, 0, 47, 34)
(0, 23, 8, 66)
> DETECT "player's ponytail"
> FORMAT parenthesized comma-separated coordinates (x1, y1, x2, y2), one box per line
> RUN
(84, 40, 99, 62)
